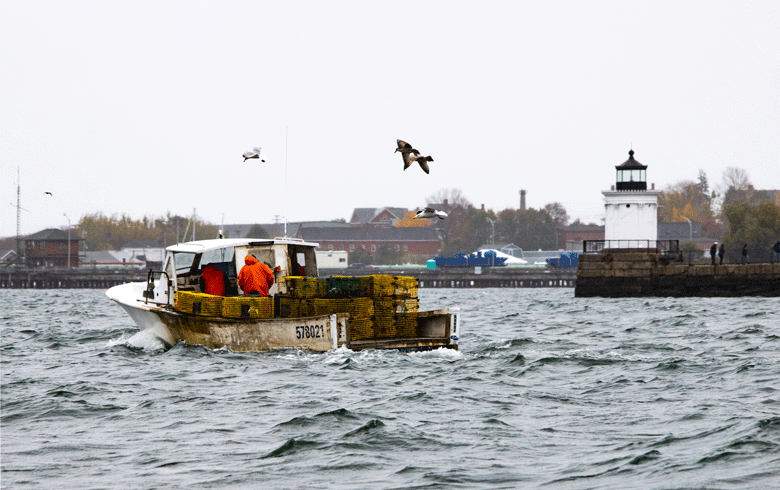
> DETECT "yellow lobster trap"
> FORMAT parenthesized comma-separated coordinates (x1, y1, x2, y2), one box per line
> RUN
(174, 291, 223, 316)
(222, 296, 274, 319)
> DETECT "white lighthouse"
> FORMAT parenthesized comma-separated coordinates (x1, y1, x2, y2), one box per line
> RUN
(602, 150, 661, 247)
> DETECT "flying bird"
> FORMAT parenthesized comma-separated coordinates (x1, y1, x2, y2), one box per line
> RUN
(395, 139, 433, 174)
(44, 192, 52, 196)
(242, 147, 266, 162)
(415, 207, 447, 220)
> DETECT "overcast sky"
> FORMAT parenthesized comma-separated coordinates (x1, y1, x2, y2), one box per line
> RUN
(2, 1, 778, 237)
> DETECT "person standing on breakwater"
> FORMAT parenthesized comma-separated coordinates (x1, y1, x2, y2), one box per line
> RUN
(710, 242, 718, 265)
(718, 242, 725, 265)
(773, 241, 780, 263)
(741, 243, 749, 264)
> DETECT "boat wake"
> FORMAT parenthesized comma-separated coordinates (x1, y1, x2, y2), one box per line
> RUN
(107, 329, 168, 352)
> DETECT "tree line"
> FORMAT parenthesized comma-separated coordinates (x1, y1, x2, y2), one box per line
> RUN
(65, 166, 778, 263)
(658, 167, 780, 253)
(75, 212, 219, 251)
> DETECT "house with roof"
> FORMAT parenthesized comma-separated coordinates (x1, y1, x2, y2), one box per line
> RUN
(296, 225, 441, 259)
(121, 239, 165, 270)
(82, 250, 145, 269)
(222, 221, 351, 240)
(0, 249, 17, 266)
(349, 207, 409, 227)
(24, 228, 81, 268)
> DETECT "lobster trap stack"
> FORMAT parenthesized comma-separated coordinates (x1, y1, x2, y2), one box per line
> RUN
(277, 275, 420, 341)
(173, 275, 421, 342)
(174, 291, 223, 316)
(222, 296, 273, 319)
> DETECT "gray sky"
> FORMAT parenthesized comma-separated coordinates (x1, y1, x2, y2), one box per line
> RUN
(2, 1, 778, 237)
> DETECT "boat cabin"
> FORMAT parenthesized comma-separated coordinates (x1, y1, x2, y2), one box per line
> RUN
(154, 238, 319, 302)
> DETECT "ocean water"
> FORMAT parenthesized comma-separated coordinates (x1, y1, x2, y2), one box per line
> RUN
(2, 288, 779, 490)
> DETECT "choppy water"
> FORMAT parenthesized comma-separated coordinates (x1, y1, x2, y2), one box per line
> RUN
(2, 288, 779, 489)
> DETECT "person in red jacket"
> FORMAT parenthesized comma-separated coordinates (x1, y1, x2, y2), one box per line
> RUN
(238, 254, 275, 296)
(200, 264, 227, 296)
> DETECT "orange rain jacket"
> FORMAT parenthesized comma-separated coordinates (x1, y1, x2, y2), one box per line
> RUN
(238, 255, 275, 296)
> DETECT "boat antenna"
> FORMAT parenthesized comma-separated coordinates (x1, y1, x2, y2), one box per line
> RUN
(284, 125, 288, 238)
(16, 167, 21, 261)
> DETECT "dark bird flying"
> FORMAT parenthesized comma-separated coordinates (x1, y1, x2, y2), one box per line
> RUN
(395, 139, 433, 174)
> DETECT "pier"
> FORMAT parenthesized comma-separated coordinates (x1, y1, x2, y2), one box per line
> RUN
(323, 267, 576, 288)
(1, 266, 576, 290)
(0, 268, 147, 289)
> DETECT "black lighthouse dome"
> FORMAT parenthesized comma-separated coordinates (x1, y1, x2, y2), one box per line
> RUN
(615, 149, 647, 191)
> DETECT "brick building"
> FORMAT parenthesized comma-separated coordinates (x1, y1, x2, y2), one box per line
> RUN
(297, 225, 441, 258)
(561, 224, 605, 251)
(24, 228, 81, 268)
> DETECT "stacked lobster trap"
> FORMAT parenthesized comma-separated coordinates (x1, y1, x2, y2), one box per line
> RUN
(173, 275, 421, 341)
(278, 275, 419, 340)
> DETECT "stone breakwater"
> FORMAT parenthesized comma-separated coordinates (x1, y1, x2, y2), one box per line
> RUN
(575, 249, 780, 297)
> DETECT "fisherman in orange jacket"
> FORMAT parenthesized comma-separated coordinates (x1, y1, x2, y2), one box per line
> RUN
(238, 254, 275, 296)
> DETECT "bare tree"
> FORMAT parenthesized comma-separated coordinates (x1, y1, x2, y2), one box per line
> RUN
(721, 167, 751, 191)
(425, 188, 472, 208)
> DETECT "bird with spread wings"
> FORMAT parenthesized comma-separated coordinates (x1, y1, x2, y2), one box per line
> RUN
(395, 139, 433, 174)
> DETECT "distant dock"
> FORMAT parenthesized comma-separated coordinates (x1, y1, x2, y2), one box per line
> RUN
(1, 267, 576, 290)
(1, 268, 147, 289)
(322, 267, 576, 288)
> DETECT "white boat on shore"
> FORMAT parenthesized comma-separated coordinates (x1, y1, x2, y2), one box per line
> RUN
(106, 237, 459, 352)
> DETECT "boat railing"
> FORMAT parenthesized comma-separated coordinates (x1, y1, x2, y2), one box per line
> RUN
(144, 269, 172, 305)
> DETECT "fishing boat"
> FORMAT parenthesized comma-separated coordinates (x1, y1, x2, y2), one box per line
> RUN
(106, 237, 459, 352)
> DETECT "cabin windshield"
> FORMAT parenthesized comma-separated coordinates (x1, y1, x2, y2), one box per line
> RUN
(173, 252, 197, 274)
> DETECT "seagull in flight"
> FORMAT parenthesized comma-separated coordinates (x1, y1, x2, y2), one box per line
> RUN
(395, 139, 433, 174)
(242, 147, 266, 162)
(414, 207, 447, 220)
(44, 192, 53, 196)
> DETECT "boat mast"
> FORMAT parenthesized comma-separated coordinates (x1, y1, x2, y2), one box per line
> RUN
(16, 167, 21, 262)
(284, 125, 288, 238)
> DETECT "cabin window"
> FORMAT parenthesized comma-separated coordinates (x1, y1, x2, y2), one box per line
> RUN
(371, 244, 377, 252)
(349, 244, 355, 252)
(201, 247, 235, 266)
(246, 248, 275, 270)
(173, 252, 196, 274)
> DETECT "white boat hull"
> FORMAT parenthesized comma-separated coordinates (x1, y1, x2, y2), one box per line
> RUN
(107, 282, 459, 353)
